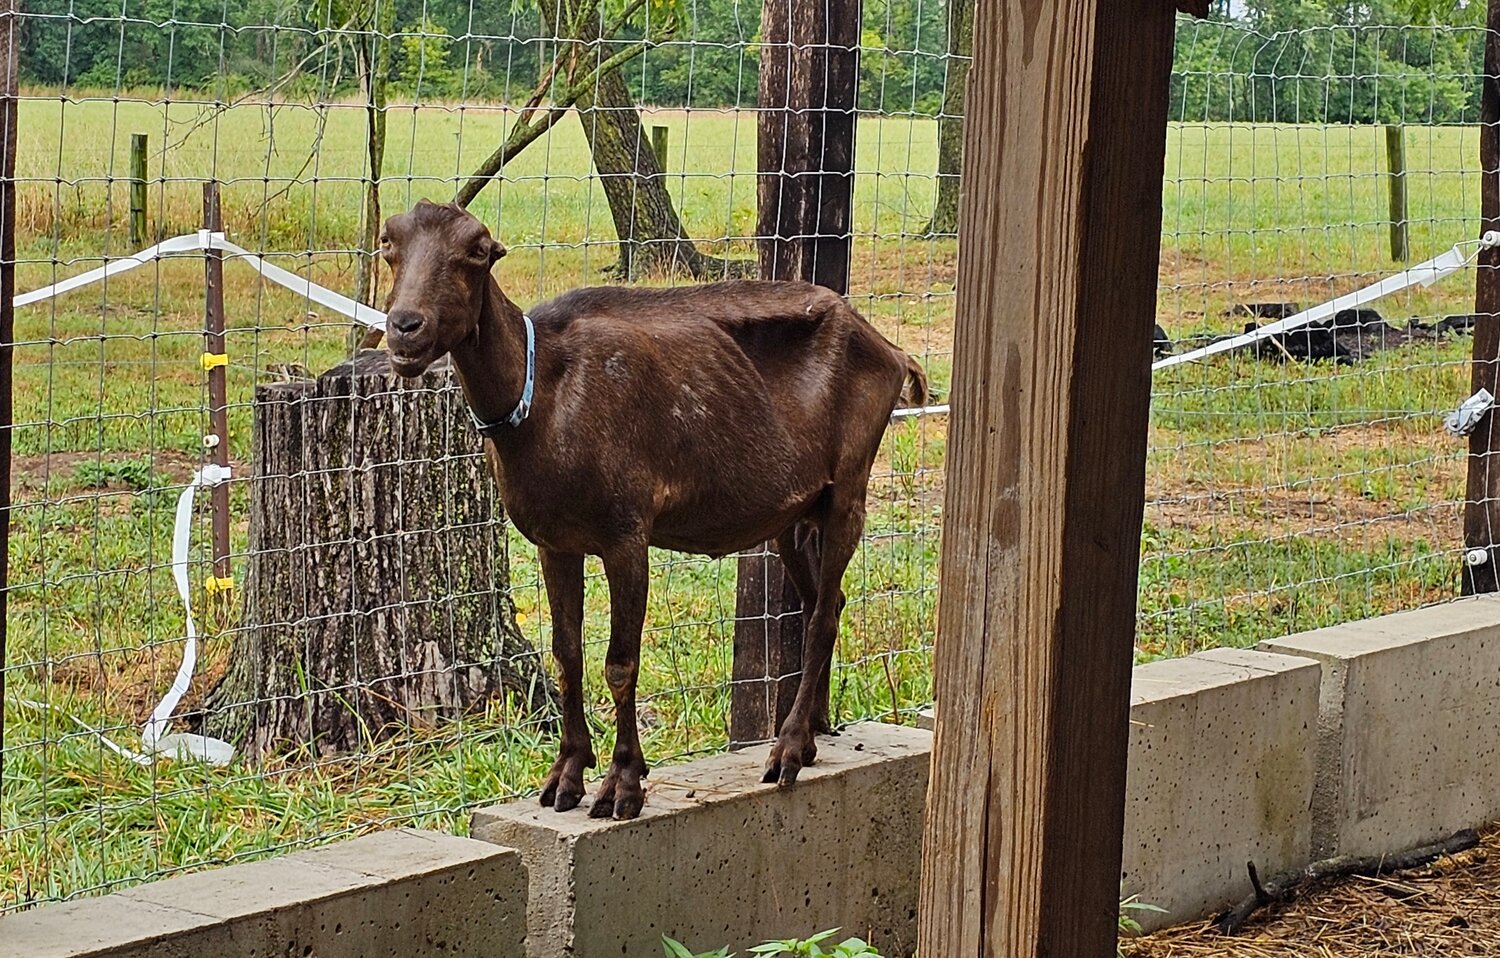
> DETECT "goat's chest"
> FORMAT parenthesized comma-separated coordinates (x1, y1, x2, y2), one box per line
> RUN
(486, 445, 628, 553)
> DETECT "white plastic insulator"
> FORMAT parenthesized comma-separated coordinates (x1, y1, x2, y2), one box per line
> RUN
(1467, 548, 1490, 567)
(202, 433, 220, 449)
(1483, 231, 1500, 249)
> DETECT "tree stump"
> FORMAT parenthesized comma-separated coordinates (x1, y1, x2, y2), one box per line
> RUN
(197, 349, 556, 759)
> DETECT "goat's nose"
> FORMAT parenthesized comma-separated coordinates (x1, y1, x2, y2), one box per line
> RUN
(388, 309, 424, 335)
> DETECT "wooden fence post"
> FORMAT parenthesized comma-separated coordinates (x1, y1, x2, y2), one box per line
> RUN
(1463, 0, 1500, 595)
(1385, 124, 1409, 263)
(651, 125, 669, 171)
(730, 0, 860, 748)
(916, 0, 1201, 953)
(0, 0, 18, 799)
(202, 183, 232, 594)
(129, 134, 147, 247)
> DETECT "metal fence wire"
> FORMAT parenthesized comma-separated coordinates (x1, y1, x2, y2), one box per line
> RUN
(0, 0, 1493, 910)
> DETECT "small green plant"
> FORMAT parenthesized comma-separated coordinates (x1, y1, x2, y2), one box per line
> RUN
(663, 929, 883, 958)
(662, 939, 730, 958)
(1117, 887, 1168, 956)
(74, 457, 153, 491)
(888, 421, 921, 499)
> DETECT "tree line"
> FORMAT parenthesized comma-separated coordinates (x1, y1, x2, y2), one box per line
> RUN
(1176, 0, 1487, 125)
(19, 0, 950, 115)
(21, 0, 1481, 125)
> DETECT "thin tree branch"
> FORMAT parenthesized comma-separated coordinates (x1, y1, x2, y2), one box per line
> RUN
(455, 38, 651, 208)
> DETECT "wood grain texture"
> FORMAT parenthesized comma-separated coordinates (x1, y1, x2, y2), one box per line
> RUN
(197, 352, 557, 757)
(1463, 0, 1500, 595)
(915, 0, 1180, 953)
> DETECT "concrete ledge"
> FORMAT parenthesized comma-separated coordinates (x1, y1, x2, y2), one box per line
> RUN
(1263, 594, 1500, 859)
(1123, 647, 1320, 932)
(0, 829, 527, 958)
(472, 722, 929, 958)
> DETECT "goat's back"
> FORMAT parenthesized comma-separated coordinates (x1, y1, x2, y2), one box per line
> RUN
(531, 280, 909, 430)
(519, 280, 912, 553)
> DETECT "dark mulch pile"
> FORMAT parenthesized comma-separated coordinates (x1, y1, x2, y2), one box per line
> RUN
(1123, 829, 1500, 957)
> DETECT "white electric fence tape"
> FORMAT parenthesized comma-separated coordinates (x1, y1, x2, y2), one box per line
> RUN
(17, 230, 389, 327)
(1152, 232, 1500, 372)
(13, 233, 389, 765)
(889, 232, 1497, 420)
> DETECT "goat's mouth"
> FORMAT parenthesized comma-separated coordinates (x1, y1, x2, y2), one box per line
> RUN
(387, 348, 434, 378)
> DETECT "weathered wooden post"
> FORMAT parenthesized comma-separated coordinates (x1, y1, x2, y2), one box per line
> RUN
(1464, 0, 1500, 595)
(730, 0, 861, 748)
(1385, 124, 1409, 263)
(916, 0, 1204, 953)
(0, 0, 18, 794)
(198, 352, 557, 757)
(202, 182, 232, 598)
(651, 125, 669, 171)
(129, 134, 147, 247)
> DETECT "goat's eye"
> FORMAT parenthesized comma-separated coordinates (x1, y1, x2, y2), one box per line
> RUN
(470, 245, 489, 262)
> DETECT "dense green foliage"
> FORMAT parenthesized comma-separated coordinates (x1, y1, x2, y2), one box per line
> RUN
(17, 0, 1483, 120)
(1175, 0, 1487, 124)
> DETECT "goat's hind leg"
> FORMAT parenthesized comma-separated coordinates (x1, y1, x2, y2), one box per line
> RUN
(777, 524, 836, 736)
(538, 549, 595, 812)
(764, 503, 863, 786)
(591, 541, 652, 820)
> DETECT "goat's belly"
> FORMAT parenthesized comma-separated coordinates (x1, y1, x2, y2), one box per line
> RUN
(649, 491, 814, 557)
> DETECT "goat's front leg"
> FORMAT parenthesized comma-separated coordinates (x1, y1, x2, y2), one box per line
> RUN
(538, 549, 595, 812)
(591, 541, 651, 820)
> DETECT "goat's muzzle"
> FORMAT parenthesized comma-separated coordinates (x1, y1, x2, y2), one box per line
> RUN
(385, 309, 436, 378)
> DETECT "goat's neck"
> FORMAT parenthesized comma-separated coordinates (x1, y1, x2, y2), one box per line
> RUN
(450, 278, 531, 436)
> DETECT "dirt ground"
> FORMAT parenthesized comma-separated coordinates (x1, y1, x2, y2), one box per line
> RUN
(1123, 828, 1500, 957)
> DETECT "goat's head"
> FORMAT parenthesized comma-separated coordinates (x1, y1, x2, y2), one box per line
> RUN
(381, 199, 507, 377)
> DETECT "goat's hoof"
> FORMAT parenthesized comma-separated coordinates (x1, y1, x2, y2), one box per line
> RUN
(553, 789, 585, 813)
(540, 751, 592, 812)
(763, 735, 816, 786)
(589, 762, 646, 820)
(540, 781, 586, 813)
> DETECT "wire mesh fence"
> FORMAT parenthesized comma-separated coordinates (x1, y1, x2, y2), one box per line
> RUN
(0, 0, 1492, 914)
(1146, 8, 1491, 660)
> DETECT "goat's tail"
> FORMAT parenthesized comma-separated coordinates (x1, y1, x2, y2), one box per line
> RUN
(902, 354, 929, 407)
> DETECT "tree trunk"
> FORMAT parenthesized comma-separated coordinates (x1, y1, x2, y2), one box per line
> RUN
(197, 350, 557, 759)
(547, 1, 751, 280)
(921, 0, 972, 238)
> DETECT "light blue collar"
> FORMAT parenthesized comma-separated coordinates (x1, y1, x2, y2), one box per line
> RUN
(470, 312, 535, 436)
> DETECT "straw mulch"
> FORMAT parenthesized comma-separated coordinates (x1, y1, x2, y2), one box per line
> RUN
(1122, 829, 1500, 957)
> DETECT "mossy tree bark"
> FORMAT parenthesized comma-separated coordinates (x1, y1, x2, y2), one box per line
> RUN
(197, 351, 556, 759)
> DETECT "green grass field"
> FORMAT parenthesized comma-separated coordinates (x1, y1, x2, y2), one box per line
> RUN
(2, 97, 1487, 908)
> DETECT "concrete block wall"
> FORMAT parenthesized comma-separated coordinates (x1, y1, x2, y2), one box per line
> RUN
(1122, 648, 1319, 932)
(9, 596, 1500, 955)
(0, 829, 528, 958)
(1264, 594, 1500, 859)
(473, 723, 929, 958)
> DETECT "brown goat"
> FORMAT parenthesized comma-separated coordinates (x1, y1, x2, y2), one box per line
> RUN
(381, 200, 925, 819)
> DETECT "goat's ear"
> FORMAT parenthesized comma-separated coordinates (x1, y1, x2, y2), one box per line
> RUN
(488, 237, 508, 264)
